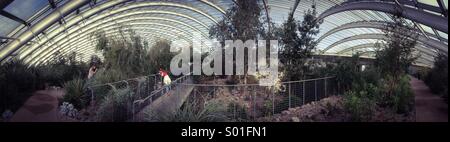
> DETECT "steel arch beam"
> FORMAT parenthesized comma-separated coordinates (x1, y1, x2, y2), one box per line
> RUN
(34, 30, 189, 66)
(30, 25, 196, 65)
(24, 17, 209, 63)
(336, 43, 378, 54)
(31, 28, 193, 66)
(322, 33, 448, 53)
(345, 48, 435, 63)
(19, 7, 216, 61)
(317, 21, 447, 44)
(35, 33, 178, 66)
(25, 24, 194, 64)
(31, 23, 203, 65)
(19, 9, 211, 61)
(356, 50, 434, 65)
(337, 43, 435, 57)
(33, 29, 191, 66)
(320, 53, 432, 67)
(1, 0, 224, 63)
(335, 43, 437, 62)
(318, 1, 448, 33)
(0, 0, 90, 62)
(360, 0, 446, 15)
(323, 34, 385, 52)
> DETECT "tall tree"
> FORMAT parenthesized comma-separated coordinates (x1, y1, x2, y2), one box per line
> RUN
(375, 13, 419, 77)
(209, 0, 265, 83)
(279, 4, 321, 81)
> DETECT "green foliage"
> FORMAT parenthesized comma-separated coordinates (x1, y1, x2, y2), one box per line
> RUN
(279, 4, 321, 81)
(92, 28, 175, 81)
(36, 51, 89, 87)
(262, 100, 273, 116)
(93, 28, 150, 77)
(375, 14, 419, 77)
(149, 100, 229, 122)
(425, 54, 448, 99)
(343, 91, 375, 122)
(0, 59, 41, 112)
(96, 88, 134, 122)
(63, 78, 89, 110)
(209, 0, 271, 83)
(209, 0, 263, 42)
(89, 28, 175, 101)
(351, 82, 381, 101)
(333, 54, 361, 93)
(147, 40, 177, 73)
(274, 95, 302, 114)
(227, 101, 249, 122)
(0, 52, 89, 113)
(378, 75, 414, 113)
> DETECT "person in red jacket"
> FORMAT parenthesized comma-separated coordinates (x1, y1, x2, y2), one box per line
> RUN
(159, 68, 172, 92)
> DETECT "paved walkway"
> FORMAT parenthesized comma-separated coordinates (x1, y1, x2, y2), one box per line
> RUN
(135, 78, 194, 121)
(10, 89, 65, 122)
(411, 77, 448, 122)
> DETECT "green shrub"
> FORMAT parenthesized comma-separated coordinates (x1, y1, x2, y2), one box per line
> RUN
(227, 101, 249, 122)
(39, 51, 89, 86)
(391, 75, 414, 113)
(148, 100, 229, 122)
(262, 100, 274, 116)
(343, 91, 375, 122)
(425, 54, 448, 97)
(374, 14, 419, 77)
(96, 88, 134, 122)
(378, 75, 414, 113)
(274, 95, 302, 114)
(63, 78, 89, 110)
(0, 59, 41, 112)
(333, 54, 361, 93)
(351, 82, 380, 101)
(92, 69, 127, 85)
(93, 29, 175, 78)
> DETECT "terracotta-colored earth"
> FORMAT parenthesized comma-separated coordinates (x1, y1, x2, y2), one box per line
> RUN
(411, 77, 448, 122)
(10, 89, 65, 122)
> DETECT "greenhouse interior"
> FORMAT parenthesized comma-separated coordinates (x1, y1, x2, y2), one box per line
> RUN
(0, 0, 448, 122)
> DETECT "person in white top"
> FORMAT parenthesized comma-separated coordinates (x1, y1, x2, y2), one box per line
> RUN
(159, 68, 172, 92)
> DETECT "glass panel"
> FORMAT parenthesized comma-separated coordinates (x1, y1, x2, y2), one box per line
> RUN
(3, 0, 48, 21)
(418, 0, 440, 7)
(0, 15, 20, 37)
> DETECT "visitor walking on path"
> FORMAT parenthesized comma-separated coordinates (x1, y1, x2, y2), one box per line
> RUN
(159, 68, 172, 92)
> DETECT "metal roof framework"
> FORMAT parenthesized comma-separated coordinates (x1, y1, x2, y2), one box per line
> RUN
(0, 0, 447, 67)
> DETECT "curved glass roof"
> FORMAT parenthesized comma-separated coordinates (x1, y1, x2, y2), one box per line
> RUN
(0, 0, 448, 67)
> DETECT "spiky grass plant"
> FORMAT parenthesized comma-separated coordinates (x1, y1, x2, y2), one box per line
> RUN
(95, 88, 134, 122)
(63, 78, 89, 110)
(145, 99, 229, 122)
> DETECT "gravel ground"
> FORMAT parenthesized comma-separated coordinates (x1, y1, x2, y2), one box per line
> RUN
(257, 96, 415, 122)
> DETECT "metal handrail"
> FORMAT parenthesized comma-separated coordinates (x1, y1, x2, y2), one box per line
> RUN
(174, 76, 336, 87)
(134, 73, 192, 104)
(88, 74, 160, 88)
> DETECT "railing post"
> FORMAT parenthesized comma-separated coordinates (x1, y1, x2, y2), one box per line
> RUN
(324, 78, 327, 97)
(89, 87, 94, 107)
(302, 82, 305, 105)
(272, 89, 275, 116)
(315, 80, 317, 101)
(253, 86, 256, 120)
(288, 83, 291, 108)
(154, 76, 157, 90)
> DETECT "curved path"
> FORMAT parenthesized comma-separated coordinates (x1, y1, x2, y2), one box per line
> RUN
(10, 89, 65, 122)
(411, 77, 448, 122)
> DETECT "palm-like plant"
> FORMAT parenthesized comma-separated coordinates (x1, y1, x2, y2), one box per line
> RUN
(63, 78, 88, 110)
(146, 100, 229, 122)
